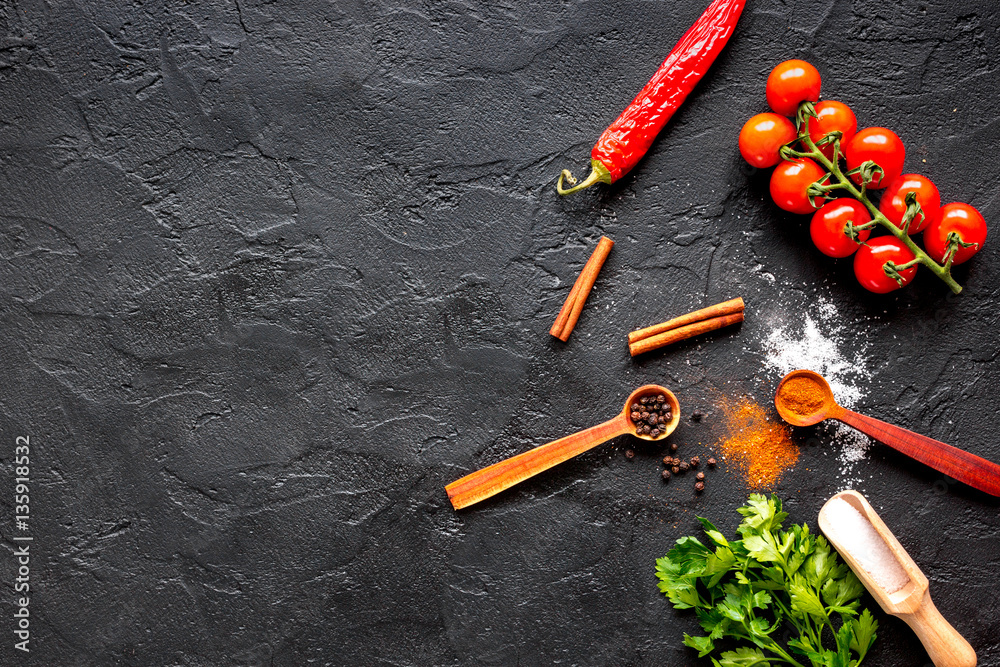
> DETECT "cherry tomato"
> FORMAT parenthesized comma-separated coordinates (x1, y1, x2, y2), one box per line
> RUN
(739, 113, 797, 168)
(878, 174, 941, 233)
(806, 100, 857, 160)
(810, 199, 871, 258)
(844, 127, 905, 189)
(766, 60, 821, 116)
(923, 202, 987, 265)
(769, 158, 826, 214)
(853, 237, 917, 293)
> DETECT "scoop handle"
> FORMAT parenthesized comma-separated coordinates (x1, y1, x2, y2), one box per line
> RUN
(445, 415, 629, 510)
(900, 593, 976, 667)
(836, 408, 1000, 496)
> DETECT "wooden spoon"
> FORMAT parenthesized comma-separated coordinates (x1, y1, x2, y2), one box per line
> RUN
(445, 384, 680, 510)
(774, 369, 1000, 496)
(819, 490, 976, 667)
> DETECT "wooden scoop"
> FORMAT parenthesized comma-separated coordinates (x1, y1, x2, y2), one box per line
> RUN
(774, 369, 1000, 496)
(445, 385, 680, 510)
(819, 490, 976, 667)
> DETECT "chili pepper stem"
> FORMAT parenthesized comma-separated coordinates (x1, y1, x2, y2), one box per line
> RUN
(793, 113, 963, 294)
(557, 159, 613, 196)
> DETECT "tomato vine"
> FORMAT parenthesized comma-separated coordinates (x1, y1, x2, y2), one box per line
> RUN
(780, 102, 967, 294)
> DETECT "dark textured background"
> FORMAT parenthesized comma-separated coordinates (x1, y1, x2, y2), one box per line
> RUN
(1, 0, 998, 664)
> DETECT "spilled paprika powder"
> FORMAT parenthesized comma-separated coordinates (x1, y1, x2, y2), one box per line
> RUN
(716, 396, 799, 490)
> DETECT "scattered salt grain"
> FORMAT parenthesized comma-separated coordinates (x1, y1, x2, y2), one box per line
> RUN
(821, 498, 910, 594)
(760, 295, 872, 488)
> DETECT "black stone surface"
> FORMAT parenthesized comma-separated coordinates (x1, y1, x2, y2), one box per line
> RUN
(1, 0, 999, 664)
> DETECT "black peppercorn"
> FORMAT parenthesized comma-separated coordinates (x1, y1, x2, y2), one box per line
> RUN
(661, 469, 671, 481)
(662, 456, 672, 466)
(657, 394, 665, 403)
(631, 403, 641, 412)
(695, 481, 705, 492)
(640, 396, 650, 405)
(707, 457, 717, 467)
(636, 427, 644, 436)
(696, 471, 705, 481)
(679, 461, 690, 472)
(669, 442, 678, 452)
(691, 410, 703, 422)
(650, 428, 660, 438)
(625, 449, 635, 459)
(690, 456, 700, 467)
(671, 466, 680, 474)
(631, 411, 642, 422)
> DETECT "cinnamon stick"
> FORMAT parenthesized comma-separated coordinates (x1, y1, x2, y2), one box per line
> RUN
(629, 312, 744, 356)
(628, 297, 745, 344)
(550, 236, 614, 342)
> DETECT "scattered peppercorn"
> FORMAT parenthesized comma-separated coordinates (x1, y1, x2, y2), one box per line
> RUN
(690, 456, 700, 467)
(671, 466, 680, 474)
(707, 457, 717, 467)
(679, 461, 690, 472)
(661, 470, 671, 481)
(625, 449, 635, 459)
(696, 471, 705, 481)
(670, 443, 678, 452)
(662, 456, 672, 466)
(691, 410, 703, 421)
(695, 481, 705, 492)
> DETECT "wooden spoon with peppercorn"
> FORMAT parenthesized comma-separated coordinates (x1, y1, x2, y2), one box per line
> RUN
(775, 369, 1000, 497)
(446, 385, 680, 510)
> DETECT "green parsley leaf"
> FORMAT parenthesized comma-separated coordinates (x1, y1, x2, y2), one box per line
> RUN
(849, 609, 878, 662)
(717, 646, 771, 666)
(698, 516, 731, 548)
(788, 578, 826, 619)
(684, 633, 715, 657)
(656, 495, 879, 667)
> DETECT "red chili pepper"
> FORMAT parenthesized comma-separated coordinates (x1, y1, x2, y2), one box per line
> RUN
(557, 0, 747, 195)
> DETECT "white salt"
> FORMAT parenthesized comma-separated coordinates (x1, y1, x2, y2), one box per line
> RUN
(759, 295, 873, 488)
(821, 498, 910, 594)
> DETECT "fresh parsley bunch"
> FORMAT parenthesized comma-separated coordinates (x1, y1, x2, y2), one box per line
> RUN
(655, 494, 878, 667)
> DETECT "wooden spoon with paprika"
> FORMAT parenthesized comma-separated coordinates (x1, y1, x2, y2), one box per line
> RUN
(774, 369, 1000, 496)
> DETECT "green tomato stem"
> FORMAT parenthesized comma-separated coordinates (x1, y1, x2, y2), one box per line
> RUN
(793, 111, 963, 294)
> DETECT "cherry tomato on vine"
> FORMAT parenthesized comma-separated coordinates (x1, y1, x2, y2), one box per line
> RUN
(739, 113, 797, 168)
(878, 174, 941, 233)
(844, 127, 905, 189)
(853, 237, 917, 293)
(810, 199, 871, 258)
(770, 158, 826, 214)
(923, 203, 987, 265)
(766, 60, 821, 116)
(807, 100, 857, 160)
